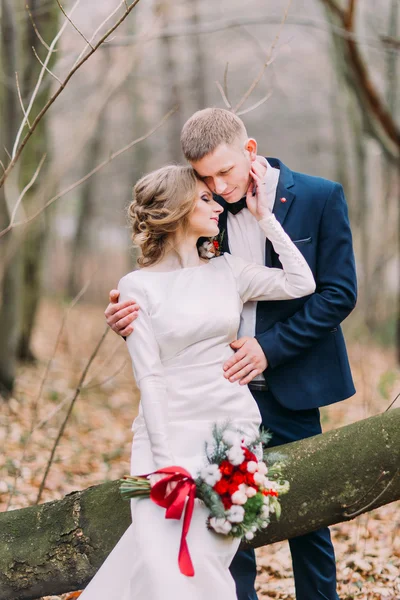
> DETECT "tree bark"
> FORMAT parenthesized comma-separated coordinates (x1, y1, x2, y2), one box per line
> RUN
(155, 0, 183, 163)
(0, 0, 23, 394)
(17, 0, 59, 362)
(1, 409, 399, 600)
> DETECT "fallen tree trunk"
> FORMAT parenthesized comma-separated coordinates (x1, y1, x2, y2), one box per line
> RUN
(1, 408, 399, 600)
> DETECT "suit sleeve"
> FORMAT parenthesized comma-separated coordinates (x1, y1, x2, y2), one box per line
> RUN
(255, 183, 357, 369)
(118, 274, 174, 469)
(224, 214, 315, 302)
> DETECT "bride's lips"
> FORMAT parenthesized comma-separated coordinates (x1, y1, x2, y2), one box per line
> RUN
(210, 217, 219, 224)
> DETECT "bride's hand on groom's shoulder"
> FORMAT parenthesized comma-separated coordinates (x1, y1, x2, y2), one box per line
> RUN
(246, 160, 272, 222)
(104, 289, 139, 337)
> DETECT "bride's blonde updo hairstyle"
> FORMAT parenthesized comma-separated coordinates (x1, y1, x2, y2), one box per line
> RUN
(128, 165, 199, 267)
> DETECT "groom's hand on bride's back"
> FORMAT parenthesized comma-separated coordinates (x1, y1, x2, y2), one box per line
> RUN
(104, 289, 139, 337)
(223, 337, 268, 385)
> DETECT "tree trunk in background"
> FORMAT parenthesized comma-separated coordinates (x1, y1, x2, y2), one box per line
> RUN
(0, 409, 399, 599)
(17, 0, 59, 362)
(67, 109, 107, 298)
(0, 0, 23, 395)
(189, 0, 207, 111)
(155, 0, 182, 163)
(384, 0, 400, 360)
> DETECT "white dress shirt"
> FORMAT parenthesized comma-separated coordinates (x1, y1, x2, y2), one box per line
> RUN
(227, 160, 280, 380)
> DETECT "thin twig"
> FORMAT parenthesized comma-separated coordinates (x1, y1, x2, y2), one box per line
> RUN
(11, 0, 81, 160)
(82, 341, 125, 387)
(72, 0, 127, 69)
(25, 2, 55, 52)
(385, 390, 400, 412)
(215, 81, 231, 109)
(342, 469, 399, 519)
(107, 13, 391, 54)
(8, 153, 46, 225)
(35, 326, 109, 504)
(0, 160, 5, 174)
(236, 91, 273, 117)
(6, 277, 93, 510)
(0, 0, 142, 190)
(32, 45, 63, 86)
(0, 106, 176, 238)
(341, 471, 388, 510)
(15, 72, 31, 129)
(233, 0, 292, 113)
(55, 0, 94, 49)
(83, 360, 127, 391)
(223, 62, 230, 105)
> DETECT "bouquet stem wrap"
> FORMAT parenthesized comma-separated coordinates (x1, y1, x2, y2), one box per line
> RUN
(148, 466, 196, 577)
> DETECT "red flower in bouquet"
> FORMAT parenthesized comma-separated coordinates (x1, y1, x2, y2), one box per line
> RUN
(228, 482, 239, 496)
(245, 472, 255, 486)
(219, 460, 234, 476)
(221, 495, 233, 510)
(232, 471, 246, 486)
(214, 478, 230, 495)
(243, 448, 258, 462)
(238, 461, 249, 473)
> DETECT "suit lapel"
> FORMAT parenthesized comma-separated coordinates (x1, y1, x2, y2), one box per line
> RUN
(268, 158, 296, 227)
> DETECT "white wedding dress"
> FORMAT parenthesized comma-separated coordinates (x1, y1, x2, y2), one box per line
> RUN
(79, 214, 314, 600)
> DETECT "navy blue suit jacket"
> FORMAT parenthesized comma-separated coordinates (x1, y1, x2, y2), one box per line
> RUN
(216, 158, 357, 411)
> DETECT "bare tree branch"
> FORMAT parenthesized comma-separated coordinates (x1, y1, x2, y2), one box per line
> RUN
(11, 0, 81, 160)
(15, 72, 31, 129)
(321, 0, 400, 159)
(25, 1, 55, 53)
(236, 91, 273, 117)
(35, 327, 109, 504)
(223, 62, 230, 105)
(55, 0, 94, 49)
(7, 153, 46, 226)
(5, 277, 94, 510)
(233, 0, 292, 113)
(0, 107, 176, 239)
(381, 34, 400, 50)
(106, 14, 394, 54)
(0, 0, 142, 191)
(82, 359, 127, 391)
(215, 80, 232, 109)
(72, 0, 129, 69)
(31, 45, 63, 86)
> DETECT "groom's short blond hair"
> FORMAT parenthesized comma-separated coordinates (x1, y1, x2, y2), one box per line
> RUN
(181, 108, 248, 162)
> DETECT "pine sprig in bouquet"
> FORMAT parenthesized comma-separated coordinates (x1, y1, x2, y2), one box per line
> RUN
(195, 424, 289, 540)
(120, 423, 289, 543)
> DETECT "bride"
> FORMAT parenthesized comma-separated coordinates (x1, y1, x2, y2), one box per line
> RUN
(79, 160, 315, 600)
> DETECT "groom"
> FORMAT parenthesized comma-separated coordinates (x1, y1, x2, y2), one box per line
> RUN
(105, 108, 357, 600)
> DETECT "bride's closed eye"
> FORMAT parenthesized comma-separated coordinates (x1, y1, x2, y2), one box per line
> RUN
(201, 194, 211, 203)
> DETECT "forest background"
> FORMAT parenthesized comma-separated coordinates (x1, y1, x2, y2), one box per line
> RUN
(0, 0, 399, 598)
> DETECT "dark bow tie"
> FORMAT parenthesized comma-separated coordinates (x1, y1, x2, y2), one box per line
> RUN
(226, 197, 247, 215)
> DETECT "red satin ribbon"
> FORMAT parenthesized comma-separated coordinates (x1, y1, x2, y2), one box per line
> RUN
(148, 466, 196, 577)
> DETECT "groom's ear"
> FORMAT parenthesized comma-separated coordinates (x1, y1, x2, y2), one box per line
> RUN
(244, 138, 257, 161)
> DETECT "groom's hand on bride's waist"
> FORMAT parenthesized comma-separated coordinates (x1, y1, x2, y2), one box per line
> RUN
(223, 337, 268, 385)
(105, 289, 139, 337)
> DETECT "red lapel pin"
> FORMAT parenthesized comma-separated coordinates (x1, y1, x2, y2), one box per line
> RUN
(280, 197, 287, 203)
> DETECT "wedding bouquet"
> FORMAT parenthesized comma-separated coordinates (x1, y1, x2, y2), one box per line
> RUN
(120, 424, 289, 543)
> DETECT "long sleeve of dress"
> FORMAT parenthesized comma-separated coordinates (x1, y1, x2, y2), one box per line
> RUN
(224, 213, 315, 303)
(118, 274, 175, 470)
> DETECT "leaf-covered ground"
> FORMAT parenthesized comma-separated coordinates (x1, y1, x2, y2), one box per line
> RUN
(1, 300, 399, 600)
